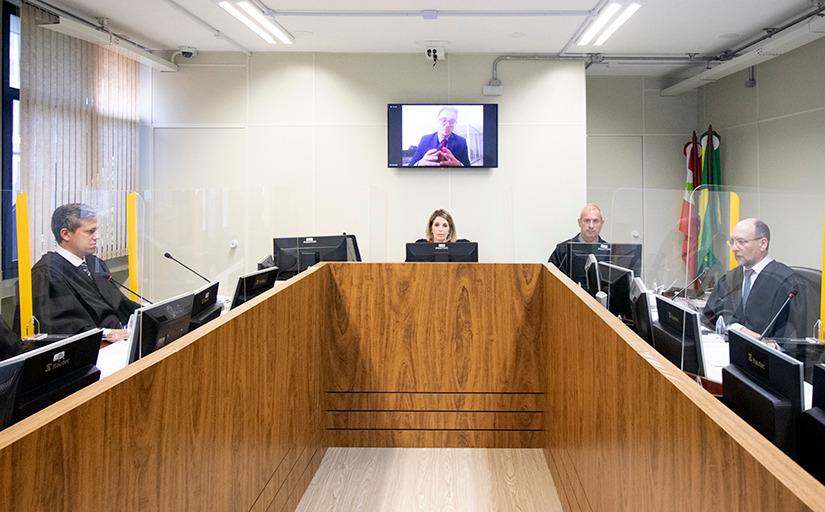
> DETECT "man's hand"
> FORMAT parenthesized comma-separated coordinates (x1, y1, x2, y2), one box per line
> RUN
(415, 148, 441, 166)
(439, 148, 463, 166)
(104, 329, 129, 343)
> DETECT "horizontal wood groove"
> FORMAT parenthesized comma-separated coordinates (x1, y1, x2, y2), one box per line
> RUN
(327, 411, 542, 430)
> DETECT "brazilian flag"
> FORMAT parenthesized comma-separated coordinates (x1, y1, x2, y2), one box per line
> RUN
(696, 126, 722, 275)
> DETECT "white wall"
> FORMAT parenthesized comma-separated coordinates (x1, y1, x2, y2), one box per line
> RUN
(586, 77, 699, 287)
(699, 36, 825, 269)
(141, 53, 587, 298)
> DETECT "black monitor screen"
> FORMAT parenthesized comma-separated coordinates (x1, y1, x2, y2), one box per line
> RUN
(564, 242, 641, 286)
(652, 295, 705, 376)
(599, 262, 634, 320)
(388, 104, 498, 168)
(189, 281, 222, 332)
(231, 266, 279, 310)
(129, 293, 194, 363)
(0, 328, 102, 428)
(405, 242, 478, 263)
(723, 329, 804, 455)
(274, 235, 350, 280)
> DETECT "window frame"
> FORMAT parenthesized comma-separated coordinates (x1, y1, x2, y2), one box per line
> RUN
(1, 0, 20, 279)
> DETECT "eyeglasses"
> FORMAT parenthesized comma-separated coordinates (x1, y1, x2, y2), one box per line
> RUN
(438, 117, 457, 126)
(726, 237, 764, 248)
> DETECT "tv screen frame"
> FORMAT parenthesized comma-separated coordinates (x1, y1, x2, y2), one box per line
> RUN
(387, 103, 498, 168)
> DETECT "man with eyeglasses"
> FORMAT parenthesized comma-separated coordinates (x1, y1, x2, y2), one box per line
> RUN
(702, 218, 803, 339)
(548, 204, 607, 283)
(410, 106, 471, 167)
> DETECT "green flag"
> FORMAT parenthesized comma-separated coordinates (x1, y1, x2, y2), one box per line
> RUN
(696, 126, 722, 275)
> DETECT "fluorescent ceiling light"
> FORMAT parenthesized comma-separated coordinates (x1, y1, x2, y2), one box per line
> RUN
(594, 3, 641, 46)
(218, 1, 276, 44)
(237, 1, 294, 44)
(577, 3, 621, 46)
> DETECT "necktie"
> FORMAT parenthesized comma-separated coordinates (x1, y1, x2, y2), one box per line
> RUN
(741, 268, 754, 309)
(440, 136, 447, 151)
(79, 260, 92, 279)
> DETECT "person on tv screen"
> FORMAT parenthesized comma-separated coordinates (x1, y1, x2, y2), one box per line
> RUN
(410, 107, 471, 167)
(30, 203, 140, 342)
(702, 218, 804, 339)
(416, 209, 469, 243)
(548, 204, 606, 276)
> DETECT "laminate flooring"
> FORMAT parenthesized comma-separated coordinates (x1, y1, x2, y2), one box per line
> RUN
(296, 448, 563, 512)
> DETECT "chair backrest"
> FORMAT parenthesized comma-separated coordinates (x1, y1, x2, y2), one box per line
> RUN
(790, 266, 821, 338)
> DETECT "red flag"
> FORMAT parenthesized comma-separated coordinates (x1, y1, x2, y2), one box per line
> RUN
(679, 131, 701, 282)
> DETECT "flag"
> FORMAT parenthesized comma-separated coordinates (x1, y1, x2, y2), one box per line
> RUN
(679, 132, 701, 282)
(696, 126, 722, 276)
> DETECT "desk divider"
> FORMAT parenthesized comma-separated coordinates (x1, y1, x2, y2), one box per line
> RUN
(0, 262, 823, 511)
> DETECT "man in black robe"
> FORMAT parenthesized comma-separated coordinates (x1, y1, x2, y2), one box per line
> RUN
(548, 204, 608, 284)
(31, 204, 139, 342)
(702, 218, 804, 339)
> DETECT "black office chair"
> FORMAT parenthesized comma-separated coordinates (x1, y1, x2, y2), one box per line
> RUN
(790, 266, 821, 338)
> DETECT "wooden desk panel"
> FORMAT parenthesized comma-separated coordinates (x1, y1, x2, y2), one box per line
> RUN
(325, 263, 545, 447)
(0, 267, 328, 512)
(541, 264, 825, 512)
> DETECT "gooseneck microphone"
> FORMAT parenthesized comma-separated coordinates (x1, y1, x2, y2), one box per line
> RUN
(101, 274, 154, 304)
(672, 268, 709, 298)
(758, 290, 797, 340)
(164, 252, 210, 283)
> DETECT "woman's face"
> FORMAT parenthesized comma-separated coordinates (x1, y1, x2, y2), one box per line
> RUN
(431, 216, 451, 243)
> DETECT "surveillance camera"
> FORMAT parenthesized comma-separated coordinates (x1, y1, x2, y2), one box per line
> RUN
(178, 46, 198, 59)
(424, 47, 445, 67)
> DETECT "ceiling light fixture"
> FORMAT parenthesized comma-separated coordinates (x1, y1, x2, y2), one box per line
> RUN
(218, 0, 294, 45)
(576, 2, 621, 46)
(594, 3, 641, 46)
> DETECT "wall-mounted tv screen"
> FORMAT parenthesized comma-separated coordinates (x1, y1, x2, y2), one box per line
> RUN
(388, 104, 498, 168)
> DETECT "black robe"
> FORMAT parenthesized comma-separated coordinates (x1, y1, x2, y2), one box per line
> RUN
(548, 234, 607, 285)
(0, 318, 20, 360)
(702, 260, 805, 338)
(31, 252, 139, 335)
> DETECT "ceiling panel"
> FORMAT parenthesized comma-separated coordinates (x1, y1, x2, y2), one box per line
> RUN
(40, 0, 825, 77)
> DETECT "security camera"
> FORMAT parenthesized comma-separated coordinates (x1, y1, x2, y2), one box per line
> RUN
(424, 47, 445, 67)
(178, 46, 198, 59)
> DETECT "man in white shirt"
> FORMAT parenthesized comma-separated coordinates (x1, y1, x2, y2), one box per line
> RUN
(30, 204, 139, 342)
(702, 218, 803, 339)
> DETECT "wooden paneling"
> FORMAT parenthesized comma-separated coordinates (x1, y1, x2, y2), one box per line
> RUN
(542, 263, 825, 512)
(325, 264, 546, 447)
(326, 263, 544, 393)
(327, 411, 542, 430)
(0, 266, 329, 512)
(327, 430, 543, 448)
(326, 392, 543, 411)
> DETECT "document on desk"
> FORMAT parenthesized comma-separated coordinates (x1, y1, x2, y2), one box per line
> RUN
(96, 339, 130, 379)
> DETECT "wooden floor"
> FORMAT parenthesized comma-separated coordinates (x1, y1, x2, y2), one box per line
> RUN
(296, 448, 564, 512)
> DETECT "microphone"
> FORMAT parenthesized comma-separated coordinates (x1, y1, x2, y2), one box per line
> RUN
(672, 268, 709, 298)
(758, 290, 797, 340)
(164, 252, 210, 283)
(101, 274, 154, 304)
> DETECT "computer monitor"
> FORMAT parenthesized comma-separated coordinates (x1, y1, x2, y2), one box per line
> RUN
(189, 281, 222, 332)
(128, 293, 194, 364)
(230, 266, 279, 310)
(723, 329, 804, 456)
(565, 242, 612, 286)
(599, 262, 635, 320)
(274, 235, 353, 280)
(345, 233, 362, 262)
(798, 363, 825, 483)
(651, 295, 705, 376)
(564, 242, 642, 286)
(405, 242, 479, 262)
(630, 278, 654, 346)
(584, 254, 601, 297)
(257, 254, 275, 270)
(0, 329, 102, 429)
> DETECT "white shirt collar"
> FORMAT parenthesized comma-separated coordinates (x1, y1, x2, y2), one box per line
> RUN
(55, 245, 86, 267)
(745, 255, 773, 278)
(438, 133, 449, 144)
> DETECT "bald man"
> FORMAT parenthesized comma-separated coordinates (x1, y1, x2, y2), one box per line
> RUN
(548, 204, 607, 284)
(702, 218, 804, 339)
